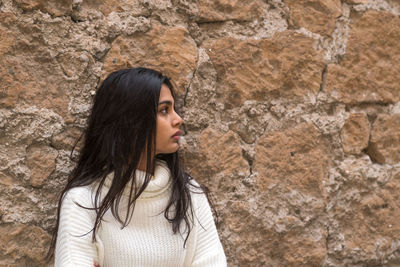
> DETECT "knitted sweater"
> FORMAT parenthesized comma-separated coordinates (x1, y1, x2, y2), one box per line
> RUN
(54, 161, 227, 267)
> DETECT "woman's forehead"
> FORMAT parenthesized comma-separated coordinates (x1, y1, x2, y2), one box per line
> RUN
(159, 84, 174, 103)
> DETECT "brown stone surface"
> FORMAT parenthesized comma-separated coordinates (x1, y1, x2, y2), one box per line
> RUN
(344, 0, 369, 4)
(0, 223, 51, 266)
(203, 31, 325, 109)
(223, 198, 327, 266)
(103, 21, 197, 94)
(184, 128, 250, 191)
(76, 0, 150, 18)
(285, 0, 342, 35)
(51, 127, 83, 150)
(326, 11, 400, 104)
(196, 0, 264, 22)
(56, 51, 94, 80)
(246, 122, 330, 264)
(26, 145, 58, 187)
(0, 13, 16, 57)
(0, 61, 69, 114)
(1, 1, 400, 265)
(0, 60, 73, 120)
(0, 172, 14, 187)
(337, 187, 400, 261)
(368, 114, 400, 164)
(14, 0, 73, 16)
(0, 15, 86, 121)
(254, 123, 330, 197)
(341, 113, 370, 155)
(328, 158, 400, 265)
(281, 231, 327, 266)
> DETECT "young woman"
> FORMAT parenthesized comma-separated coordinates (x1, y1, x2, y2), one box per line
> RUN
(47, 67, 227, 266)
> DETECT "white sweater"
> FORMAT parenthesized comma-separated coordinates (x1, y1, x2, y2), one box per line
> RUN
(54, 161, 227, 267)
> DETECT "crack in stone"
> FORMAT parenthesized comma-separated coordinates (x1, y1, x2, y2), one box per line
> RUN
(318, 63, 328, 96)
(69, 13, 83, 23)
(365, 114, 378, 164)
(183, 29, 201, 108)
(183, 64, 197, 108)
(248, 162, 253, 177)
(241, 148, 254, 179)
(325, 225, 330, 254)
(196, 18, 254, 25)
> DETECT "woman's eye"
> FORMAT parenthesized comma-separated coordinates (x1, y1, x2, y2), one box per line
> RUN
(160, 107, 168, 114)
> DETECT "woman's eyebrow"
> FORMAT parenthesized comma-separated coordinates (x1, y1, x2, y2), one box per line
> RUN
(158, 100, 173, 105)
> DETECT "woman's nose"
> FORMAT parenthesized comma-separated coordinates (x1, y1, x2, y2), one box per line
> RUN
(173, 111, 183, 127)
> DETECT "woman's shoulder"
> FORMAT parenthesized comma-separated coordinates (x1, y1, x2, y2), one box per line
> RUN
(186, 177, 211, 207)
(187, 177, 204, 194)
(61, 184, 98, 208)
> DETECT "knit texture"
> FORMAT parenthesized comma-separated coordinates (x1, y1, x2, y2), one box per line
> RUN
(54, 161, 226, 267)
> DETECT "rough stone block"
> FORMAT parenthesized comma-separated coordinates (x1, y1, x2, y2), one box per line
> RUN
(326, 11, 400, 104)
(51, 127, 83, 151)
(196, 0, 264, 22)
(183, 128, 249, 192)
(14, 0, 73, 17)
(103, 21, 197, 95)
(368, 114, 400, 164)
(285, 0, 342, 35)
(341, 113, 370, 155)
(203, 31, 325, 109)
(0, 223, 50, 266)
(26, 145, 58, 188)
(344, 0, 369, 4)
(254, 123, 330, 198)
(327, 157, 400, 264)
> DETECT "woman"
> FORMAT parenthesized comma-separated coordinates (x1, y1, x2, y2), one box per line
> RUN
(47, 67, 227, 266)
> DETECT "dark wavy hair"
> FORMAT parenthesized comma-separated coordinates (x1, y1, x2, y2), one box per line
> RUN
(47, 67, 210, 260)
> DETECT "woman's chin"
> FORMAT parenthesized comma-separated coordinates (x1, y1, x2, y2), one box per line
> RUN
(156, 145, 180, 155)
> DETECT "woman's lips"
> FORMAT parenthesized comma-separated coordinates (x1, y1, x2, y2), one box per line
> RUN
(172, 130, 182, 140)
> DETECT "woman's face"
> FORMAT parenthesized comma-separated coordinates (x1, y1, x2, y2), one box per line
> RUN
(155, 84, 183, 155)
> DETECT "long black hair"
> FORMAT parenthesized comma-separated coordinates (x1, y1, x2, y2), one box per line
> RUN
(47, 67, 207, 260)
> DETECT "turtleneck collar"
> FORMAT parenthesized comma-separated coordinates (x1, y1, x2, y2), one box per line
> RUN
(103, 160, 172, 200)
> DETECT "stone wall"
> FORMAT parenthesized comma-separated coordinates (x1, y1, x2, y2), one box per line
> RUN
(0, 0, 399, 266)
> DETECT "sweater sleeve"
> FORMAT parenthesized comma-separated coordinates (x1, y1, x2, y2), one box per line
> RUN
(191, 192, 227, 267)
(54, 187, 102, 267)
